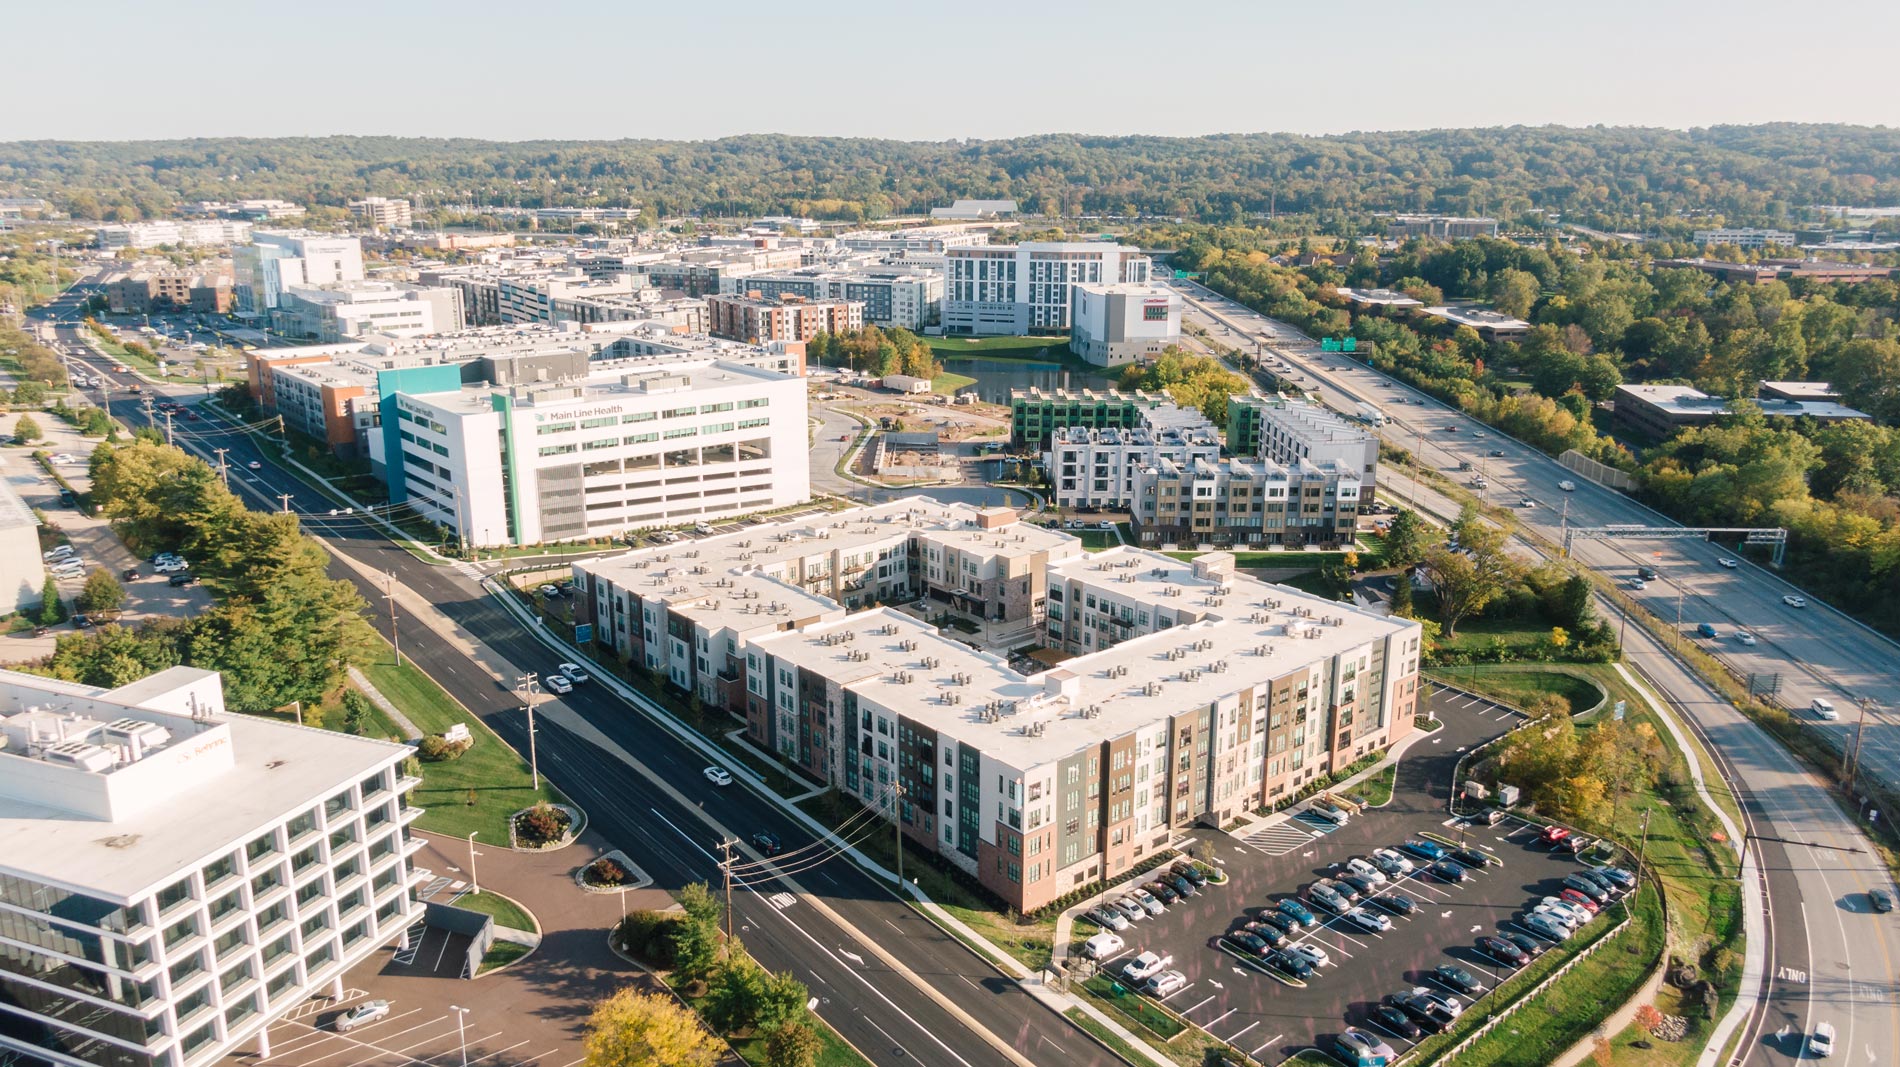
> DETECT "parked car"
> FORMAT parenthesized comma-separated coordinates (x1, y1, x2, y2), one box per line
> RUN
(1559, 888, 1602, 914)
(1288, 942, 1331, 968)
(1333, 1027, 1397, 1066)
(1171, 860, 1208, 887)
(1121, 951, 1168, 983)
(1240, 920, 1286, 948)
(1370, 892, 1418, 916)
(168, 573, 196, 587)
(1370, 848, 1415, 876)
(1399, 839, 1447, 862)
(1163, 873, 1196, 899)
(43, 546, 76, 561)
(1344, 906, 1393, 933)
(542, 674, 573, 694)
(537, 584, 562, 598)
(1110, 898, 1147, 923)
(1340, 873, 1380, 897)
(1266, 948, 1313, 979)
(1253, 909, 1297, 936)
(1128, 888, 1164, 916)
(1450, 848, 1497, 869)
(750, 831, 783, 856)
(120, 568, 140, 581)
(1524, 914, 1574, 942)
(1146, 880, 1179, 905)
(1345, 857, 1389, 885)
(1417, 990, 1465, 1020)
(1369, 1003, 1422, 1040)
(702, 766, 733, 786)
(1309, 799, 1350, 825)
(1276, 898, 1316, 928)
(1478, 935, 1528, 967)
(1501, 931, 1546, 960)
(1086, 905, 1129, 931)
(1082, 932, 1124, 960)
(1593, 866, 1637, 890)
(1427, 861, 1469, 884)
(1540, 825, 1571, 846)
(1384, 993, 1451, 1034)
(1225, 930, 1271, 958)
(334, 999, 391, 1032)
(1308, 882, 1349, 913)
(1140, 969, 1187, 997)
(1563, 873, 1611, 902)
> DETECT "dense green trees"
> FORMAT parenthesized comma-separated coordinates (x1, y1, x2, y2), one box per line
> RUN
(1116, 348, 1248, 423)
(7, 125, 1900, 228)
(809, 327, 940, 379)
(43, 439, 372, 711)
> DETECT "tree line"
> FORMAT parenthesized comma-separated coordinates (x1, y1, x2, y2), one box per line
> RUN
(7, 125, 1900, 229)
(807, 326, 941, 379)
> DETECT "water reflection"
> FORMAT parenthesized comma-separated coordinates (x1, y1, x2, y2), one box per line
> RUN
(938, 357, 1115, 404)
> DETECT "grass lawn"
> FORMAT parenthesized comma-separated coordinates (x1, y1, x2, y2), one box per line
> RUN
(672, 972, 873, 1067)
(453, 890, 536, 933)
(476, 939, 530, 974)
(1063, 1007, 1150, 1065)
(1430, 664, 1608, 717)
(924, 335, 1066, 360)
(1079, 975, 1184, 1040)
(359, 651, 568, 842)
(1358, 765, 1397, 806)
(930, 370, 977, 395)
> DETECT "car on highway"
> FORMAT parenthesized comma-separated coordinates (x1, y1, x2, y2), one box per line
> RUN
(1811, 698, 1840, 720)
(542, 674, 573, 694)
(247, 460, 261, 470)
(1783, 595, 1808, 608)
(1121, 951, 1169, 983)
(1637, 566, 1659, 580)
(1140, 969, 1187, 997)
(1808, 1021, 1836, 1057)
(1696, 622, 1719, 639)
(1717, 557, 1739, 568)
(1559, 480, 1576, 491)
(1519, 497, 1537, 508)
(557, 662, 590, 683)
(748, 830, 782, 856)
(1344, 906, 1393, 933)
(1627, 576, 1647, 589)
(702, 766, 733, 786)
(1734, 630, 1758, 645)
(1488, 448, 1505, 457)
(1082, 931, 1124, 959)
(334, 999, 391, 1032)
(1870, 889, 1893, 913)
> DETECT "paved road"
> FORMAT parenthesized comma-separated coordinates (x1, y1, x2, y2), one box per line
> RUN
(1164, 276, 1900, 1065)
(36, 289, 1115, 1067)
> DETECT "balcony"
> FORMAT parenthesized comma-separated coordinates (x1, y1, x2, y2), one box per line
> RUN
(395, 774, 423, 794)
(398, 805, 426, 828)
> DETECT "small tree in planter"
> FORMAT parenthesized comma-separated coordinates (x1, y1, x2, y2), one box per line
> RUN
(586, 857, 629, 887)
(515, 802, 570, 847)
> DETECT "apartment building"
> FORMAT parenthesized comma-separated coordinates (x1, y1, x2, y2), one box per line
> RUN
(1693, 228, 1795, 249)
(233, 233, 365, 316)
(725, 266, 943, 331)
(103, 272, 234, 316)
(1383, 215, 1499, 239)
(1226, 395, 1380, 500)
(1131, 456, 1362, 548)
(346, 198, 414, 229)
(1069, 283, 1181, 367)
(383, 356, 808, 547)
(0, 664, 423, 1067)
(837, 226, 993, 255)
(273, 281, 464, 342)
(630, 247, 808, 297)
(706, 292, 864, 344)
(1010, 388, 1189, 451)
(0, 480, 37, 612)
(95, 221, 252, 252)
(572, 508, 1419, 912)
(1046, 422, 1221, 511)
(944, 242, 1151, 336)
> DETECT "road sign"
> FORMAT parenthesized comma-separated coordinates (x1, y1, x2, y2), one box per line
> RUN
(574, 623, 594, 643)
(1613, 700, 1626, 721)
(1319, 337, 1359, 353)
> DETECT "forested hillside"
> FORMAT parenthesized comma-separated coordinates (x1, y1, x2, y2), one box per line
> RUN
(5, 125, 1900, 226)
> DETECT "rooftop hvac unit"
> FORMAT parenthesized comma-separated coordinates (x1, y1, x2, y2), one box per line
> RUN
(44, 740, 116, 773)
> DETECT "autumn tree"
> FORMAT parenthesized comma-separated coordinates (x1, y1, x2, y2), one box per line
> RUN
(1380, 509, 1429, 568)
(581, 988, 721, 1067)
(765, 1023, 822, 1067)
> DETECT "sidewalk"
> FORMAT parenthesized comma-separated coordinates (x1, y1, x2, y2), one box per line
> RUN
(346, 665, 422, 739)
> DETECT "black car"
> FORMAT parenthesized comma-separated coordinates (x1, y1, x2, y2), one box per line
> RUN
(1478, 935, 1528, 967)
(1266, 949, 1313, 979)
(1562, 873, 1610, 902)
(168, 573, 196, 587)
(749, 831, 783, 856)
(1451, 848, 1496, 869)
(1171, 860, 1208, 887)
(1165, 874, 1197, 899)
(1147, 880, 1179, 905)
(1340, 873, 1380, 896)
(1368, 1003, 1422, 1040)
(1241, 921, 1287, 948)
(1226, 931, 1270, 958)
(1575, 869, 1619, 895)
(1428, 861, 1470, 884)
(1383, 993, 1450, 1034)
(1502, 931, 1546, 960)
(1370, 892, 1418, 916)
(71, 614, 93, 629)
(121, 568, 141, 581)
(1434, 964, 1484, 995)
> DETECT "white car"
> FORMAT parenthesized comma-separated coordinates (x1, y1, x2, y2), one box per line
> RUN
(247, 460, 262, 470)
(557, 662, 590, 684)
(1717, 557, 1739, 568)
(1809, 1021, 1836, 1057)
(1783, 595, 1808, 609)
(1559, 480, 1576, 491)
(1539, 897, 1591, 926)
(1129, 888, 1164, 915)
(1122, 951, 1169, 983)
(702, 766, 733, 786)
(1111, 897, 1147, 922)
(1520, 498, 1537, 508)
(1371, 848, 1414, 876)
(1289, 942, 1331, 968)
(1344, 906, 1393, 933)
(542, 674, 573, 694)
(1628, 577, 1647, 590)
(1082, 931, 1124, 960)
(154, 559, 188, 573)
(334, 999, 391, 1032)
(1140, 969, 1188, 997)
(1088, 905, 1130, 931)
(1344, 858, 1389, 885)
(48, 453, 79, 464)
(1735, 631, 1758, 646)
(43, 546, 76, 561)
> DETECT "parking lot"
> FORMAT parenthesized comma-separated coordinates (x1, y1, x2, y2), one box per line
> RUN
(1078, 685, 1632, 1063)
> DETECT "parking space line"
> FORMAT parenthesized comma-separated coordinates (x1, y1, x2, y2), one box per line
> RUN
(1228, 1021, 1257, 1042)
(1180, 995, 1216, 1015)
(495, 1051, 563, 1067)
(1250, 1034, 1283, 1056)
(1206, 1008, 1236, 1028)
(1159, 982, 1198, 1003)
(463, 1040, 533, 1067)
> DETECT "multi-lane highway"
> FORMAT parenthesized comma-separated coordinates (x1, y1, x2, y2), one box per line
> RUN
(30, 284, 1120, 1067)
(1164, 277, 1900, 1065)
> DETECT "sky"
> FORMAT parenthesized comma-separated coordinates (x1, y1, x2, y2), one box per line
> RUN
(8, 0, 1900, 142)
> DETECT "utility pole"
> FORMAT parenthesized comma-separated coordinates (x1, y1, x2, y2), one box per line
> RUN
(1558, 496, 1570, 554)
(717, 837, 737, 952)
(278, 493, 293, 514)
(1845, 698, 1878, 792)
(516, 673, 541, 789)
(162, 410, 175, 446)
(383, 572, 401, 666)
(1674, 586, 1684, 651)
(212, 447, 230, 488)
(892, 782, 907, 891)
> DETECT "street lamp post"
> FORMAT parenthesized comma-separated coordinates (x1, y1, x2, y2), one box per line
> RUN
(448, 1005, 470, 1067)
(466, 831, 481, 896)
(516, 674, 541, 790)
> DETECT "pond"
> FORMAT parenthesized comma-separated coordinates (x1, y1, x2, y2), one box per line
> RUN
(938, 356, 1116, 404)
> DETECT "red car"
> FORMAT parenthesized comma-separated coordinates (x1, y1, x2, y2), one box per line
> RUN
(1540, 825, 1571, 845)
(1559, 887, 1601, 914)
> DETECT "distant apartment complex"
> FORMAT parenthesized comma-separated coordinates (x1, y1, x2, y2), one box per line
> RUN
(347, 197, 414, 229)
(0, 664, 422, 1067)
(724, 266, 943, 330)
(233, 232, 366, 315)
(1068, 283, 1181, 367)
(707, 292, 864, 344)
(1041, 396, 1222, 510)
(1384, 215, 1499, 239)
(96, 221, 252, 251)
(422, 267, 706, 332)
(1693, 228, 1795, 249)
(1010, 388, 1186, 451)
(571, 500, 1420, 912)
(1227, 395, 1380, 499)
(1132, 456, 1362, 548)
(103, 271, 234, 315)
(272, 280, 465, 342)
(944, 242, 1151, 336)
(837, 225, 994, 255)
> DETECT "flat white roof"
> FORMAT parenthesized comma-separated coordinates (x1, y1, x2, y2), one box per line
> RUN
(0, 667, 409, 902)
(1335, 287, 1423, 307)
(1421, 306, 1531, 330)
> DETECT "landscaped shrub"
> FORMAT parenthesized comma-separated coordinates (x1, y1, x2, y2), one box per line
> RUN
(586, 857, 630, 887)
(514, 802, 570, 847)
(416, 734, 470, 762)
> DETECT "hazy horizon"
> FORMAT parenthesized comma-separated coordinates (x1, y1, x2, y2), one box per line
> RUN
(7, 0, 1899, 142)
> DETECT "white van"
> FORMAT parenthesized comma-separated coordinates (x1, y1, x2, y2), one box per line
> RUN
(1811, 698, 1839, 721)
